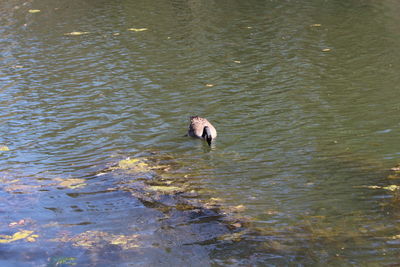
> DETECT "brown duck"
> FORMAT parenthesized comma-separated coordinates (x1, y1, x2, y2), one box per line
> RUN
(187, 116, 217, 146)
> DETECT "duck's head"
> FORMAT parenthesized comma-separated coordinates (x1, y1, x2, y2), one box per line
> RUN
(202, 126, 213, 146)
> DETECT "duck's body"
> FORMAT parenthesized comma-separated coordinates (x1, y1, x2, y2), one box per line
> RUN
(188, 116, 217, 146)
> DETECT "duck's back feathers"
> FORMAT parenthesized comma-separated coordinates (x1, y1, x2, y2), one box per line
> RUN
(188, 116, 217, 139)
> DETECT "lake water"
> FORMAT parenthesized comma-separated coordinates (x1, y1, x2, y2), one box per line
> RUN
(1, 0, 400, 266)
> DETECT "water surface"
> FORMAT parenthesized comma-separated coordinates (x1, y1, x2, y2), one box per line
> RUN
(1, 0, 400, 265)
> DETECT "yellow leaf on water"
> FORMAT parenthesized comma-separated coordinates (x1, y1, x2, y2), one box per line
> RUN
(232, 222, 242, 228)
(390, 234, 400, 239)
(9, 219, 26, 227)
(365, 185, 381, 189)
(12, 230, 33, 240)
(64, 31, 90, 36)
(205, 84, 214, 87)
(311, 24, 322, 27)
(28, 9, 41, 13)
(0, 230, 35, 243)
(390, 165, 400, 172)
(360, 185, 400, 192)
(0, 146, 10, 151)
(128, 28, 148, 32)
(383, 185, 400, 192)
(26, 234, 39, 242)
(322, 48, 331, 52)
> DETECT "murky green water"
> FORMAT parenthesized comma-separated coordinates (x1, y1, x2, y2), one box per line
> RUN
(1, 0, 400, 265)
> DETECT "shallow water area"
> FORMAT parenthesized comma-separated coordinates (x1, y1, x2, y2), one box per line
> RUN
(1, 0, 400, 265)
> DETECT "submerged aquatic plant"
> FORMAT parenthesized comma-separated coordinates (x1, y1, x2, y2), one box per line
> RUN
(52, 230, 140, 250)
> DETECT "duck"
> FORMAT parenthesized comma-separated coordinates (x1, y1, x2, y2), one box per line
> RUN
(187, 116, 217, 146)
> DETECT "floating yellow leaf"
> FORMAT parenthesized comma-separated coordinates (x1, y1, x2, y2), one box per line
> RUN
(233, 60, 241, 63)
(28, 9, 41, 13)
(9, 219, 26, 227)
(64, 31, 90, 36)
(0, 230, 35, 243)
(365, 185, 381, 189)
(265, 210, 279, 215)
(322, 48, 331, 52)
(12, 230, 33, 240)
(391, 166, 400, 171)
(360, 185, 400, 192)
(205, 84, 214, 87)
(311, 24, 322, 27)
(128, 28, 148, 32)
(390, 234, 400, 239)
(26, 234, 39, 242)
(0, 146, 10, 151)
(383, 185, 400, 192)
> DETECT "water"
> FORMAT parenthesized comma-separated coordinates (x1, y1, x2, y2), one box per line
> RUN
(1, 0, 400, 265)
